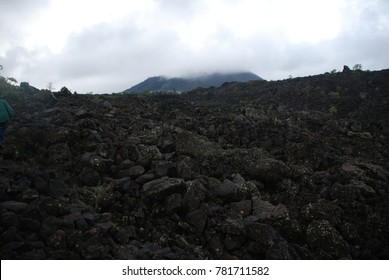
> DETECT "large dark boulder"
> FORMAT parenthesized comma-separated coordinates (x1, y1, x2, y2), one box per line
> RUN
(176, 131, 222, 160)
(142, 177, 185, 200)
(306, 220, 349, 259)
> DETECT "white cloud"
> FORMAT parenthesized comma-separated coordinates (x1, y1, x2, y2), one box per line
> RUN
(0, 0, 51, 54)
(0, 0, 388, 93)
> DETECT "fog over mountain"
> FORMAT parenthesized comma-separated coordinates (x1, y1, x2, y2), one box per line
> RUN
(126, 72, 263, 93)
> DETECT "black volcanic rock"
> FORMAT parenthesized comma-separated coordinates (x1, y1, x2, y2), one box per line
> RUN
(126, 72, 263, 93)
(1, 68, 388, 260)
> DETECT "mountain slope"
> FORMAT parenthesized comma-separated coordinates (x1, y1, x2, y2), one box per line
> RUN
(126, 72, 263, 93)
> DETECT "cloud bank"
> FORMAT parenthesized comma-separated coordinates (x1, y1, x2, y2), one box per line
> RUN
(1, 0, 388, 93)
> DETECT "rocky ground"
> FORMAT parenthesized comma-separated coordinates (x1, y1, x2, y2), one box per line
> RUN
(1, 68, 388, 259)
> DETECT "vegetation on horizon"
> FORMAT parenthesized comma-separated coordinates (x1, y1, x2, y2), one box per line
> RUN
(0, 75, 26, 102)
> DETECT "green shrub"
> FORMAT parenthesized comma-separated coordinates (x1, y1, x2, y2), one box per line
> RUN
(329, 105, 337, 114)
(0, 76, 26, 102)
(329, 91, 340, 97)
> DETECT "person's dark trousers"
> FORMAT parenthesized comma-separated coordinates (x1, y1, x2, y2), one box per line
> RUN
(0, 122, 8, 145)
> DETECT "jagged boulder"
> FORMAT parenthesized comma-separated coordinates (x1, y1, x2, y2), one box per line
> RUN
(176, 131, 222, 160)
(142, 177, 185, 200)
(306, 220, 349, 259)
(215, 179, 247, 203)
(247, 158, 291, 182)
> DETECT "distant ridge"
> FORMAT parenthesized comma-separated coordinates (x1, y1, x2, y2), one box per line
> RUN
(125, 72, 263, 93)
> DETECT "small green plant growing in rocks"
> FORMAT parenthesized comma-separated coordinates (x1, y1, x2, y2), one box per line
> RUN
(92, 183, 113, 212)
(329, 91, 340, 97)
(140, 91, 153, 97)
(329, 105, 338, 115)
(13, 146, 20, 160)
(329, 86, 342, 98)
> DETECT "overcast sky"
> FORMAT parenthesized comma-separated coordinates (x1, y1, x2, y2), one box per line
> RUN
(1, 0, 388, 93)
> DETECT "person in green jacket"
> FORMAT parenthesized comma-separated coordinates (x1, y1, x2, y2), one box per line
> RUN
(0, 99, 15, 146)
